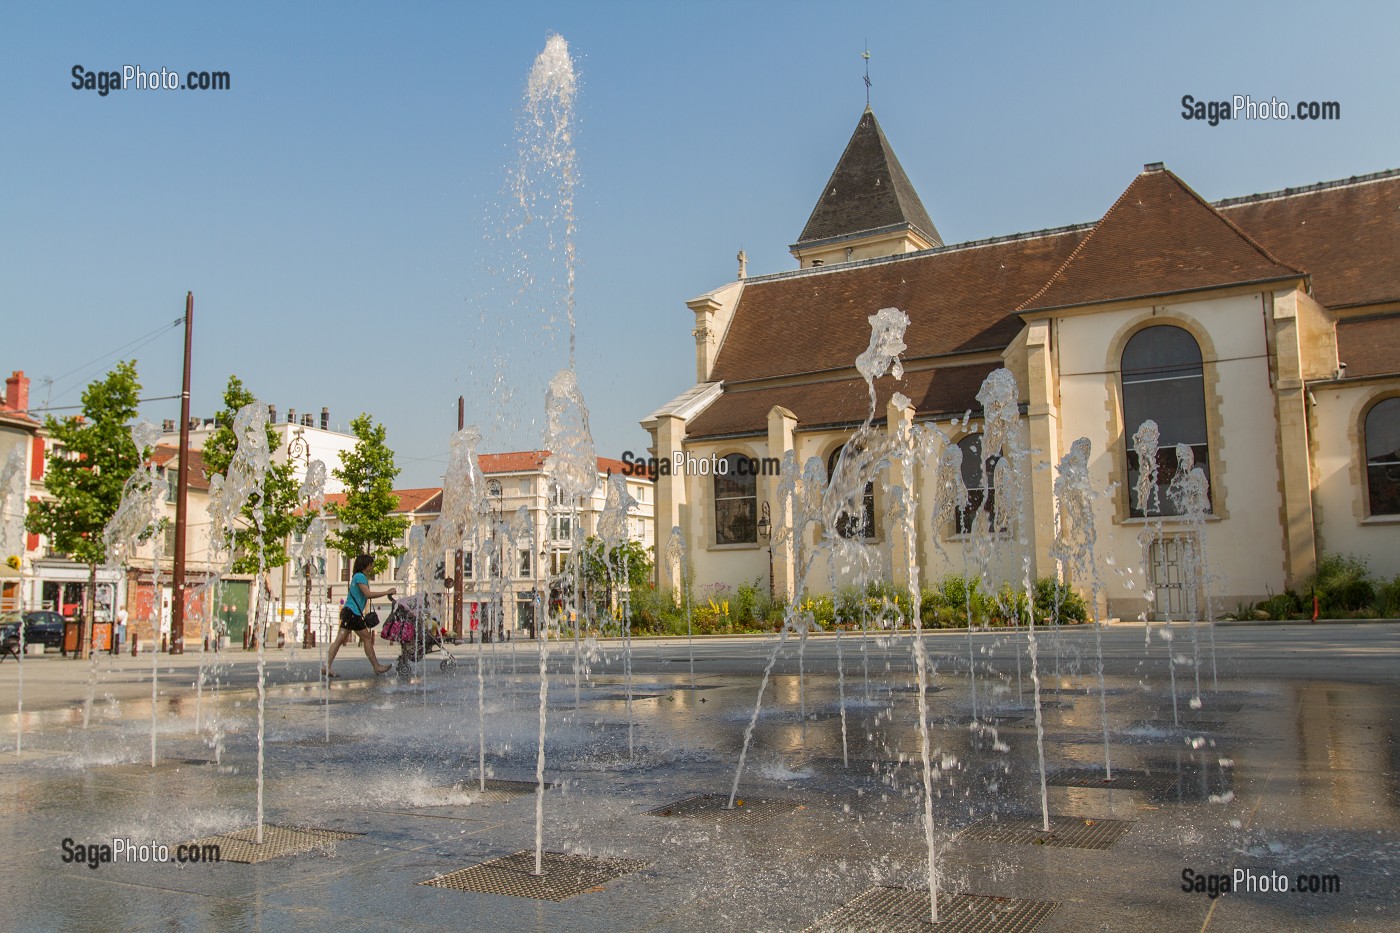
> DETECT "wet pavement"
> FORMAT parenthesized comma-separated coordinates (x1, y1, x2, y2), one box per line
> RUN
(1, 623, 1397, 931)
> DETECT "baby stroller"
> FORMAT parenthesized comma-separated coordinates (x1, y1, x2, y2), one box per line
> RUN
(380, 594, 458, 676)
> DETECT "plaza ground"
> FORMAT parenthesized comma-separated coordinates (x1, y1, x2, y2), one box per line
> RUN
(0, 623, 1397, 931)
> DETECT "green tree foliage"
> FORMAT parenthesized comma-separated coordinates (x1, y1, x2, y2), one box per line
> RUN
(327, 413, 408, 575)
(202, 375, 307, 573)
(580, 537, 653, 595)
(25, 361, 143, 567)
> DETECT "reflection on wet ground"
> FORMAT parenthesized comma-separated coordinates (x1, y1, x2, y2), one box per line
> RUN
(2, 626, 1398, 931)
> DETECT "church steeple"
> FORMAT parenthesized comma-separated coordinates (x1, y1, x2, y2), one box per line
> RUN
(790, 108, 941, 268)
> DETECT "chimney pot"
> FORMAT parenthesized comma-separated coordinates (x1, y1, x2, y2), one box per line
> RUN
(4, 370, 29, 413)
(268, 405, 278, 424)
(321, 407, 329, 430)
(162, 419, 175, 432)
(287, 407, 296, 425)
(302, 414, 313, 427)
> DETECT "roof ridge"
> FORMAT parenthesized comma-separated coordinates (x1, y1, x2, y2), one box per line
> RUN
(748, 222, 1093, 286)
(1214, 167, 1400, 208)
(1016, 166, 1304, 313)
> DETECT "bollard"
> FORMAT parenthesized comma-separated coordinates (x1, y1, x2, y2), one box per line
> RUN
(161, 634, 168, 653)
(131, 634, 138, 656)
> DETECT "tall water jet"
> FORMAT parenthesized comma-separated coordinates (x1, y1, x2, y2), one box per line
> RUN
(208, 402, 271, 842)
(295, 459, 330, 736)
(665, 527, 694, 689)
(599, 473, 638, 755)
(1052, 437, 1113, 779)
(101, 422, 166, 759)
(540, 364, 595, 875)
(1167, 444, 1212, 704)
(1133, 420, 1179, 723)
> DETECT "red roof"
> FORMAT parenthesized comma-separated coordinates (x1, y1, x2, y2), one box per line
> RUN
(479, 451, 636, 477)
(1018, 167, 1303, 313)
(149, 446, 211, 492)
(320, 487, 442, 515)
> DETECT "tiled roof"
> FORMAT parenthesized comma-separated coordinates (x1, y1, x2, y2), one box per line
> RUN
(686, 362, 1000, 439)
(478, 450, 636, 477)
(1335, 315, 1400, 378)
(320, 487, 442, 515)
(709, 228, 1085, 384)
(149, 445, 211, 491)
(795, 109, 941, 248)
(1017, 167, 1304, 313)
(1219, 169, 1400, 310)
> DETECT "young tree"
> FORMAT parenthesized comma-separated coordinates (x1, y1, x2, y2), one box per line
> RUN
(328, 413, 408, 575)
(25, 361, 143, 658)
(580, 537, 654, 618)
(202, 375, 307, 573)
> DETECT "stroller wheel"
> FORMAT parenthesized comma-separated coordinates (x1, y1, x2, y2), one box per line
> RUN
(440, 657, 455, 672)
(395, 657, 410, 677)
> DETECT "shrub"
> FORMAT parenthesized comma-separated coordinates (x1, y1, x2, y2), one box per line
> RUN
(1308, 554, 1375, 614)
(1376, 575, 1400, 617)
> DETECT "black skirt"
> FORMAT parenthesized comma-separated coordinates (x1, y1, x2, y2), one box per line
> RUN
(340, 606, 368, 631)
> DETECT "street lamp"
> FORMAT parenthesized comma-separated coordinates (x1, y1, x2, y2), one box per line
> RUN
(758, 501, 773, 596)
(287, 428, 316, 648)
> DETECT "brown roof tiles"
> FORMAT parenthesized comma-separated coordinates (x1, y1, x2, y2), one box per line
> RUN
(1336, 315, 1400, 378)
(1017, 167, 1304, 313)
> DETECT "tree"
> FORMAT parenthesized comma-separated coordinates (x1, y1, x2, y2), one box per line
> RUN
(25, 361, 143, 658)
(327, 413, 408, 575)
(580, 537, 654, 618)
(202, 375, 307, 574)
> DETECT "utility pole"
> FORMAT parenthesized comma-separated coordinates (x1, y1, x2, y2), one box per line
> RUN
(169, 292, 193, 654)
(454, 395, 464, 639)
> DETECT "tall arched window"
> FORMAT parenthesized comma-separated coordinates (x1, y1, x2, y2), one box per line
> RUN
(827, 445, 876, 539)
(714, 453, 757, 544)
(1122, 325, 1211, 517)
(1365, 397, 1400, 515)
(955, 435, 999, 534)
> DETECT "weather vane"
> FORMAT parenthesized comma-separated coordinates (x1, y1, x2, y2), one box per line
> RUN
(863, 46, 871, 108)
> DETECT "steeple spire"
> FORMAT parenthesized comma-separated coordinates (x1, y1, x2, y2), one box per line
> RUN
(790, 108, 941, 268)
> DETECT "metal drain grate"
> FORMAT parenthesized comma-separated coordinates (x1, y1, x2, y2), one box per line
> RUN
(448, 779, 549, 802)
(594, 693, 662, 702)
(186, 824, 362, 863)
(281, 733, 361, 746)
(1156, 701, 1243, 714)
(1045, 768, 1174, 793)
(804, 886, 1057, 932)
(1132, 719, 1225, 733)
(646, 793, 802, 826)
(421, 850, 646, 901)
(958, 814, 1133, 849)
(100, 759, 214, 775)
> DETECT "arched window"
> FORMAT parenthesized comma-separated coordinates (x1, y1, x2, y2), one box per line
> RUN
(714, 453, 756, 544)
(955, 435, 999, 534)
(827, 445, 876, 539)
(1365, 397, 1400, 515)
(1122, 325, 1210, 517)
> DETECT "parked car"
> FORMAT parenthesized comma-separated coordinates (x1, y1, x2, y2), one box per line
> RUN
(22, 611, 66, 649)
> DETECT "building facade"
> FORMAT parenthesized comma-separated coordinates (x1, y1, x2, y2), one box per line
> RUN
(643, 108, 1400, 619)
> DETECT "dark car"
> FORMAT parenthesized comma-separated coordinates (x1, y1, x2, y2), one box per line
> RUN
(22, 611, 66, 649)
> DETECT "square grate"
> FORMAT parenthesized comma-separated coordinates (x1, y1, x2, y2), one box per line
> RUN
(804, 886, 1057, 932)
(100, 759, 215, 775)
(594, 693, 662, 702)
(420, 850, 645, 901)
(1045, 768, 1175, 793)
(646, 793, 802, 826)
(1132, 719, 1225, 733)
(957, 814, 1133, 849)
(186, 824, 362, 863)
(450, 779, 549, 802)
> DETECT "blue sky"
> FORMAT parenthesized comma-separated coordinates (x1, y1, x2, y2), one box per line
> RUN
(4, 1, 1397, 487)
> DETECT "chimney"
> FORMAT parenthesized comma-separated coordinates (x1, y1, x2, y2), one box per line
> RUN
(4, 371, 28, 412)
(321, 407, 329, 430)
(162, 419, 175, 432)
(302, 413, 313, 427)
(287, 407, 296, 425)
(268, 404, 278, 424)
(188, 417, 199, 430)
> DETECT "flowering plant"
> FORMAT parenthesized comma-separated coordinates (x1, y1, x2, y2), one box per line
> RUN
(4, 555, 19, 570)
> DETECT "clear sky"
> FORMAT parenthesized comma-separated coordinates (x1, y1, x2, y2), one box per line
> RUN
(4, 1, 1397, 487)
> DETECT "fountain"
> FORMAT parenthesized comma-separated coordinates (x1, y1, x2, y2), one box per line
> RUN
(2, 445, 28, 753)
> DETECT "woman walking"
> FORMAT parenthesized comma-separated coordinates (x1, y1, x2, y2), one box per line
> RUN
(324, 554, 395, 677)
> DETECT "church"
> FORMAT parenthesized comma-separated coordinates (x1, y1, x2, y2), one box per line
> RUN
(641, 108, 1400, 619)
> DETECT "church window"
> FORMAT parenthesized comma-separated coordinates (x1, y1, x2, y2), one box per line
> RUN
(955, 435, 998, 534)
(1122, 325, 1211, 517)
(1364, 397, 1400, 516)
(714, 453, 757, 544)
(827, 445, 876, 539)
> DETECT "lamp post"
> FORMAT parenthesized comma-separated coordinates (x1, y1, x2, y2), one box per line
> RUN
(758, 501, 772, 596)
(287, 429, 316, 648)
